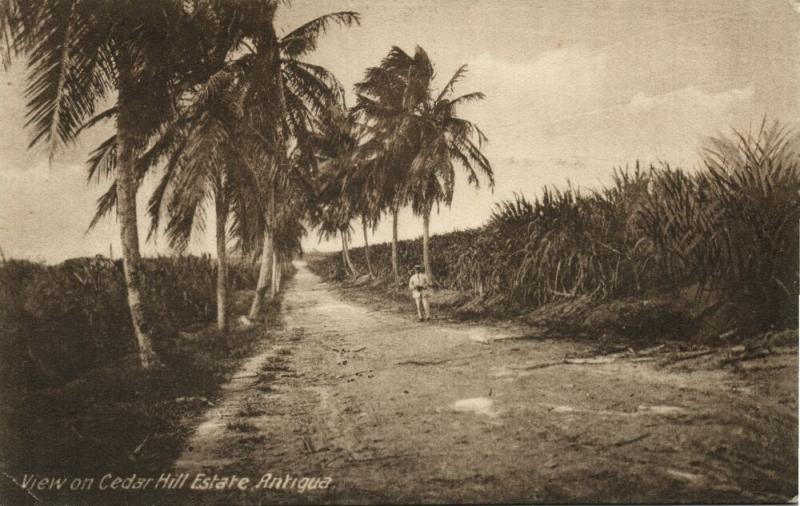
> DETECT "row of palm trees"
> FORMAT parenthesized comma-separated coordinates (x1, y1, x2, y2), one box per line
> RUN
(2, 0, 493, 370)
(317, 46, 495, 286)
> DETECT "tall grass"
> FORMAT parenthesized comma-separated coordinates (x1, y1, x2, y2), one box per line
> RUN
(0, 255, 257, 387)
(637, 123, 799, 319)
(321, 123, 799, 330)
(450, 168, 657, 308)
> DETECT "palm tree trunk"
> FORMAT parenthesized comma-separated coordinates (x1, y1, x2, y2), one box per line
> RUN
(422, 207, 434, 282)
(341, 232, 349, 274)
(276, 255, 283, 290)
(340, 237, 348, 275)
(362, 217, 374, 279)
(341, 231, 356, 277)
(247, 230, 272, 320)
(346, 235, 357, 276)
(249, 184, 275, 320)
(214, 188, 228, 334)
(391, 207, 400, 284)
(115, 124, 159, 369)
(270, 244, 280, 298)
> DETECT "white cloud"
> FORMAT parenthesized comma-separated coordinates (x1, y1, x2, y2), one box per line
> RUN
(470, 47, 607, 81)
(468, 48, 608, 122)
(542, 84, 758, 171)
(628, 86, 754, 113)
(460, 47, 609, 167)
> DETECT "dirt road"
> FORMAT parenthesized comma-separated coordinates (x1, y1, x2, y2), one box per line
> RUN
(166, 261, 797, 504)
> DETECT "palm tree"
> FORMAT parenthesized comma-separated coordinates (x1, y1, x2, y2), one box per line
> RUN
(316, 200, 358, 279)
(349, 147, 390, 280)
(144, 70, 256, 335)
(269, 179, 307, 296)
(315, 104, 387, 279)
(225, 5, 359, 315)
(411, 64, 494, 281)
(310, 103, 373, 279)
(1, 0, 228, 368)
(357, 46, 493, 281)
(352, 158, 387, 280)
(354, 47, 434, 284)
(314, 162, 359, 279)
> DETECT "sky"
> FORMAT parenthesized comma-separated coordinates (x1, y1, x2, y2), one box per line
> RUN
(1, 0, 799, 262)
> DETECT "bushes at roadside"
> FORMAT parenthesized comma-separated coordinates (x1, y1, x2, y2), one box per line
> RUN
(0, 255, 257, 388)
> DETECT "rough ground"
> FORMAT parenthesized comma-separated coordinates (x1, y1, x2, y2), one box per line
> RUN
(163, 261, 796, 505)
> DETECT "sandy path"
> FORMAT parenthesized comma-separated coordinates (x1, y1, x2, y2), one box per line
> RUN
(166, 261, 797, 504)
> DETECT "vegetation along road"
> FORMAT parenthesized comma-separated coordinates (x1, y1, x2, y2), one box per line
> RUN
(161, 261, 797, 505)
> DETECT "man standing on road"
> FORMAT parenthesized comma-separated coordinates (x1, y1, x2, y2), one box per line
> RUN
(408, 265, 431, 321)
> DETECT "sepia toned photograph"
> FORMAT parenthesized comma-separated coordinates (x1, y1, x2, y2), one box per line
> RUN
(0, 0, 798, 504)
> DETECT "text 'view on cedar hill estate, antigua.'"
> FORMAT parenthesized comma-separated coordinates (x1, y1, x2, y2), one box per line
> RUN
(0, 1, 797, 505)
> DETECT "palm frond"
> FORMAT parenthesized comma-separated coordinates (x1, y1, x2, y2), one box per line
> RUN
(23, 0, 114, 154)
(448, 91, 485, 107)
(88, 180, 117, 231)
(86, 134, 116, 182)
(75, 104, 118, 137)
(435, 64, 468, 102)
(279, 11, 360, 58)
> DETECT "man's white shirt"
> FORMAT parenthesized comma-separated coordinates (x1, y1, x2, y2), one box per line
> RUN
(409, 273, 431, 291)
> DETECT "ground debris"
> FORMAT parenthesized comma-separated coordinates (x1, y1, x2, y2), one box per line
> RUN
(522, 354, 626, 370)
(132, 434, 150, 455)
(658, 349, 716, 366)
(397, 358, 451, 366)
(174, 396, 215, 406)
(635, 344, 666, 356)
(230, 373, 261, 380)
(613, 432, 651, 447)
(523, 346, 670, 370)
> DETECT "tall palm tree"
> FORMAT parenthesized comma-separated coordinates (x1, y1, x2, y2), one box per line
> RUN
(1, 0, 227, 368)
(357, 46, 493, 281)
(310, 103, 374, 278)
(349, 146, 390, 280)
(351, 158, 387, 280)
(269, 175, 307, 296)
(354, 47, 434, 284)
(315, 197, 358, 278)
(144, 69, 256, 335)
(313, 104, 387, 279)
(227, 5, 358, 315)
